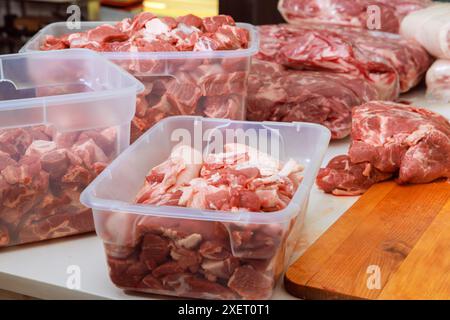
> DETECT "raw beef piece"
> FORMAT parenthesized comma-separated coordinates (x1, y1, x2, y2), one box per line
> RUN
(278, 0, 431, 33)
(103, 144, 303, 299)
(0, 126, 116, 247)
(40, 12, 251, 142)
(247, 59, 379, 139)
(426, 59, 450, 103)
(258, 23, 431, 97)
(317, 102, 450, 195)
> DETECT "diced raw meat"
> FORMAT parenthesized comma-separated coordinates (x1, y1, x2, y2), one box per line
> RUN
(317, 102, 450, 195)
(140, 233, 170, 269)
(278, 0, 431, 33)
(0, 123, 116, 247)
(202, 15, 236, 33)
(400, 3, 450, 59)
(177, 14, 203, 28)
(316, 155, 392, 195)
(257, 23, 431, 95)
(39, 12, 250, 142)
(228, 265, 274, 300)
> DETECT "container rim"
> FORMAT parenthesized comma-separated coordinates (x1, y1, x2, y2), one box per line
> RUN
(0, 49, 145, 110)
(80, 116, 331, 224)
(21, 22, 260, 60)
(0, 48, 145, 106)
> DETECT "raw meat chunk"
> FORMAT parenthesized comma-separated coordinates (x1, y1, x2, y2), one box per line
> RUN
(103, 144, 303, 299)
(278, 0, 431, 33)
(317, 102, 450, 195)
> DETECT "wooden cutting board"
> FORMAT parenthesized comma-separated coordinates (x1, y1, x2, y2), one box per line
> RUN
(285, 180, 450, 300)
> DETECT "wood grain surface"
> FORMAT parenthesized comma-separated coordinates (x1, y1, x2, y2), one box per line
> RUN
(285, 181, 450, 300)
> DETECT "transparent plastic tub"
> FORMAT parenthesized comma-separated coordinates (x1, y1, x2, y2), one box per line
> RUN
(80, 116, 331, 300)
(0, 49, 144, 247)
(21, 22, 259, 142)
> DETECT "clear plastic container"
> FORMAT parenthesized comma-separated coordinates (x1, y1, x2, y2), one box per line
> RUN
(0, 49, 144, 247)
(80, 116, 330, 300)
(21, 22, 259, 142)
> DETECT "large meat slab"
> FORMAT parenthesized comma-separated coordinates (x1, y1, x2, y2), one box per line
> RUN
(257, 23, 432, 98)
(247, 59, 379, 139)
(0, 126, 117, 246)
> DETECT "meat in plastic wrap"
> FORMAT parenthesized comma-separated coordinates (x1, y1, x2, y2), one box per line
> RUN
(400, 3, 450, 59)
(278, 0, 431, 33)
(426, 59, 450, 102)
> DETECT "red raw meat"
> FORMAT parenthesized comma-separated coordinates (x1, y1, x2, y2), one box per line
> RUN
(40, 12, 250, 142)
(227, 265, 274, 300)
(278, 0, 431, 33)
(257, 23, 431, 96)
(247, 58, 379, 139)
(103, 144, 301, 299)
(317, 102, 450, 195)
(0, 126, 117, 246)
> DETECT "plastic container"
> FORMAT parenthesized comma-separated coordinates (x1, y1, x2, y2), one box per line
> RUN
(0, 49, 144, 247)
(21, 22, 259, 142)
(80, 116, 331, 300)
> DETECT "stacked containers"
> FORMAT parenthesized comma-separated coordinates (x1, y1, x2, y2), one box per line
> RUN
(0, 49, 144, 247)
(21, 21, 259, 141)
(81, 116, 331, 299)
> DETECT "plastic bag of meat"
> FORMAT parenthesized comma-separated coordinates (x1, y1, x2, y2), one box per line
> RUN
(247, 59, 379, 139)
(426, 59, 450, 102)
(400, 3, 450, 59)
(278, 0, 431, 33)
(257, 23, 432, 98)
(81, 117, 331, 299)
(317, 101, 450, 196)
(23, 13, 258, 142)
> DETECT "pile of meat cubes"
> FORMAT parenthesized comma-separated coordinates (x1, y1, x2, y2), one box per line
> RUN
(100, 144, 303, 299)
(41, 13, 251, 142)
(0, 125, 116, 246)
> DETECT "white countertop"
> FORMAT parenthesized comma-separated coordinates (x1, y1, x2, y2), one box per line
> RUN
(0, 89, 448, 300)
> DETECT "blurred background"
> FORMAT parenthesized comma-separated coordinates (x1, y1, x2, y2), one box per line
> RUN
(0, 0, 284, 53)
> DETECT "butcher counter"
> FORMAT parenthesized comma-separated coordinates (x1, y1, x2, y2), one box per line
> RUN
(0, 89, 448, 300)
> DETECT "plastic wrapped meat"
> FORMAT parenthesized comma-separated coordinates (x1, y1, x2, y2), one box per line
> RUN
(426, 59, 450, 102)
(257, 24, 432, 98)
(39, 13, 252, 142)
(400, 3, 450, 59)
(317, 101, 450, 195)
(247, 59, 379, 139)
(100, 144, 304, 299)
(0, 125, 117, 246)
(278, 0, 431, 33)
